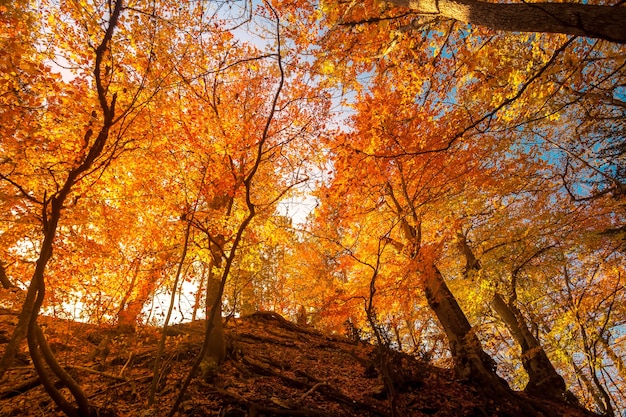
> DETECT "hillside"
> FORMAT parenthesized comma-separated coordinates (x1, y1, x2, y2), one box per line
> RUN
(0, 311, 596, 417)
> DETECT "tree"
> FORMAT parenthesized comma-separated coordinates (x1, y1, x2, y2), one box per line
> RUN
(305, 73, 510, 387)
(292, 0, 626, 405)
(1, 0, 233, 413)
(2, 0, 625, 415)
(0, 0, 126, 413)
(457, 226, 571, 401)
(383, 0, 626, 43)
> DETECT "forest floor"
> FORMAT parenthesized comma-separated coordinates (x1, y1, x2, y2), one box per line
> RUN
(0, 310, 597, 417)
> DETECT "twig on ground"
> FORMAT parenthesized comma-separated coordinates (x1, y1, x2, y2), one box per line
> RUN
(297, 381, 329, 404)
(67, 365, 128, 382)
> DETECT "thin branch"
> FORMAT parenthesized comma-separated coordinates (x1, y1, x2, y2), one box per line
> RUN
(359, 36, 576, 159)
(0, 173, 42, 205)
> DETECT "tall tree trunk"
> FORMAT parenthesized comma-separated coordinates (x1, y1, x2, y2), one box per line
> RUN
(456, 232, 573, 403)
(0, 5, 123, 412)
(491, 293, 569, 401)
(600, 336, 625, 381)
(385, 0, 626, 43)
(570, 358, 610, 415)
(200, 236, 227, 380)
(203, 266, 226, 368)
(385, 186, 509, 394)
(423, 264, 504, 387)
(422, 264, 550, 416)
(384, 186, 544, 413)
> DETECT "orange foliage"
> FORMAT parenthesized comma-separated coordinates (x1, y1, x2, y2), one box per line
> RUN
(1, 0, 625, 414)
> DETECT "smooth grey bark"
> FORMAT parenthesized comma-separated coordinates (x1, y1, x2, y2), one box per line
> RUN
(386, 0, 626, 43)
(385, 179, 504, 388)
(424, 264, 500, 382)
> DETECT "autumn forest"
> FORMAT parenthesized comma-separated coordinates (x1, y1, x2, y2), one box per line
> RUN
(1, 0, 625, 415)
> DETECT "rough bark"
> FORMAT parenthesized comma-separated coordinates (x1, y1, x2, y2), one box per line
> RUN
(491, 293, 569, 401)
(386, 0, 626, 43)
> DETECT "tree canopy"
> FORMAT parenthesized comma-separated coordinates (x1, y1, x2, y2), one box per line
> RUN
(1, 0, 624, 415)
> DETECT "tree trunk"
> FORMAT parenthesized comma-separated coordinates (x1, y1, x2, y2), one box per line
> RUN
(422, 265, 553, 416)
(570, 359, 609, 415)
(200, 258, 226, 380)
(0, 3, 122, 408)
(423, 264, 504, 388)
(0, 239, 54, 380)
(600, 336, 625, 381)
(491, 293, 569, 401)
(0, 261, 16, 289)
(386, 0, 626, 43)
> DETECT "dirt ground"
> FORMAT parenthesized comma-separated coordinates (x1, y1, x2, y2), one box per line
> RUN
(0, 311, 597, 417)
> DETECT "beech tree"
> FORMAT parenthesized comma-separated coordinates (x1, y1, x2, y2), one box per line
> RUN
(1, 0, 327, 414)
(2, 0, 625, 415)
(383, 0, 626, 43)
(283, 0, 626, 412)
(0, 0, 129, 413)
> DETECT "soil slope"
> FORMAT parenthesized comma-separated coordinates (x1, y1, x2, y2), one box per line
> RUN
(0, 311, 596, 417)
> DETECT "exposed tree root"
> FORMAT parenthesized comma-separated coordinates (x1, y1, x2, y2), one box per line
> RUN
(235, 350, 392, 417)
(211, 385, 334, 417)
(0, 375, 42, 400)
